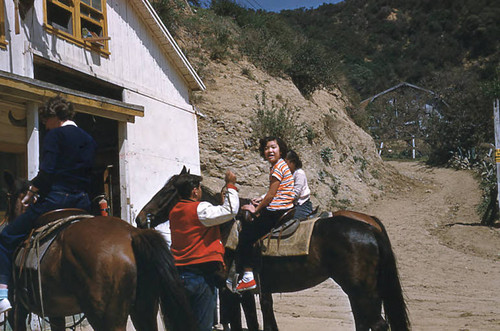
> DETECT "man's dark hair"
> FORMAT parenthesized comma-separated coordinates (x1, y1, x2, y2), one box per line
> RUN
(39, 96, 75, 121)
(286, 150, 303, 169)
(174, 173, 202, 199)
(259, 136, 288, 159)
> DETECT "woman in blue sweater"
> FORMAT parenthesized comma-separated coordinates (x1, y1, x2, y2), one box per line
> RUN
(0, 96, 97, 314)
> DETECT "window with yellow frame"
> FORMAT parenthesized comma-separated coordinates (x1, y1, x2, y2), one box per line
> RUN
(44, 0, 109, 54)
(0, 0, 7, 48)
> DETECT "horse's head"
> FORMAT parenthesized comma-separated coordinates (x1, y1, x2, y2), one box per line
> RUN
(135, 166, 235, 229)
(3, 171, 30, 223)
(135, 172, 182, 229)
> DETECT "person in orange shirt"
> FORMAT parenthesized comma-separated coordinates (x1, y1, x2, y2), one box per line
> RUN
(169, 170, 239, 331)
(234, 137, 295, 292)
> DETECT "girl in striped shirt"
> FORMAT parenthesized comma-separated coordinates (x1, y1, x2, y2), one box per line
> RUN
(233, 137, 295, 292)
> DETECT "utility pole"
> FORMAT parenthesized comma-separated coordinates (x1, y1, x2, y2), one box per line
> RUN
(494, 99, 500, 213)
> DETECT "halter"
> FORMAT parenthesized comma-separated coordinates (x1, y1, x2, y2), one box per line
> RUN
(144, 187, 178, 228)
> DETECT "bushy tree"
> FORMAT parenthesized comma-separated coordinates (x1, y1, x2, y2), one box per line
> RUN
(423, 70, 493, 165)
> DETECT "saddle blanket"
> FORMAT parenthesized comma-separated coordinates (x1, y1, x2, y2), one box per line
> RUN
(225, 217, 318, 257)
(14, 214, 94, 270)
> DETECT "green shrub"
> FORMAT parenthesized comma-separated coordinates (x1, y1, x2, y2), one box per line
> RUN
(239, 29, 292, 76)
(320, 147, 333, 164)
(305, 126, 316, 144)
(249, 91, 305, 147)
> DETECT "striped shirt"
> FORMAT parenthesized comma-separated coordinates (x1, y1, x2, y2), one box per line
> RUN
(268, 158, 295, 210)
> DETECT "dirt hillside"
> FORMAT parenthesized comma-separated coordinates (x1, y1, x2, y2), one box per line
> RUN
(192, 59, 402, 211)
(256, 161, 500, 331)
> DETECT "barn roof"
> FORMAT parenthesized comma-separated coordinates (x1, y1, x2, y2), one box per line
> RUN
(360, 82, 439, 109)
(130, 0, 205, 91)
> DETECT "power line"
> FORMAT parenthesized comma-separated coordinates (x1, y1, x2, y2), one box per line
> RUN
(247, 0, 264, 10)
(241, 0, 257, 10)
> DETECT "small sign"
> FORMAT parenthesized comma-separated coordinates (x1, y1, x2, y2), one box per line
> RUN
(496, 149, 500, 163)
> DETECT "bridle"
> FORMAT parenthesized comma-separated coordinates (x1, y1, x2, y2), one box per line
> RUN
(142, 187, 178, 229)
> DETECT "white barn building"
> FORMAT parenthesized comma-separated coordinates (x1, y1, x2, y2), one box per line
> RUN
(0, 0, 205, 222)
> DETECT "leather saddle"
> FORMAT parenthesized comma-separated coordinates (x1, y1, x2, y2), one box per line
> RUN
(33, 208, 88, 229)
(264, 210, 333, 241)
(15, 209, 94, 274)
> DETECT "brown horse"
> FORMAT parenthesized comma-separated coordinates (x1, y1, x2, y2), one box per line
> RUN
(136, 169, 410, 331)
(3, 171, 198, 331)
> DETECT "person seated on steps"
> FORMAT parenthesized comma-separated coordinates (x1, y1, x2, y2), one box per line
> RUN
(234, 136, 295, 292)
(285, 150, 313, 220)
(0, 96, 97, 314)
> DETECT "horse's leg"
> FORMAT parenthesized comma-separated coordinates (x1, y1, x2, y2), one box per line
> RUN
(219, 288, 242, 331)
(130, 278, 159, 331)
(48, 316, 66, 331)
(260, 291, 278, 331)
(333, 251, 388, 331)
(240, 292, 259, 331)
(8, 304, 28, 331)
(345, 288, 387, 331)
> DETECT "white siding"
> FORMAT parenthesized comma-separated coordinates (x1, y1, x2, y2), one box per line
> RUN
(123, 89, 200, 221)
(0, 0, 202, 222)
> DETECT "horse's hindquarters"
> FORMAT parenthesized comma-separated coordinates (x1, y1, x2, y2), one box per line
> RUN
(34, 218, 137, 322)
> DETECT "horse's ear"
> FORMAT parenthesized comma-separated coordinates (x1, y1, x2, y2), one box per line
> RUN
(180, 166, 187, 174)
(3, 171, 15, 190)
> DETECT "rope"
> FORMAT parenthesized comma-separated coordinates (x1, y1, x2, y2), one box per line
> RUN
(36, 238, 46, 330)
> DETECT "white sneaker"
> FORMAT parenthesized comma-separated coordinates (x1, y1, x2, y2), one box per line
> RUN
(0, 298, 10, 325)
(0, 298, 11, 314)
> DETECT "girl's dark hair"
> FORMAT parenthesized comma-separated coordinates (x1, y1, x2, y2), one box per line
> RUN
(286, 150, 302, 169)
(39, 96, 75, 121)
(174, 174, 202, 199)
(259, 136, 288, 159)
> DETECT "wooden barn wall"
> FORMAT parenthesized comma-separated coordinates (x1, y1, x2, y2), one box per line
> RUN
(0, 0, 201, 222)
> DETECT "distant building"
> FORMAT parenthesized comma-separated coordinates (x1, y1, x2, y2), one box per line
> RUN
(360, 82, 446, 157)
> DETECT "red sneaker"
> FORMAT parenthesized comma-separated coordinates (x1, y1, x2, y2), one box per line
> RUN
(235, 278, 257, 292)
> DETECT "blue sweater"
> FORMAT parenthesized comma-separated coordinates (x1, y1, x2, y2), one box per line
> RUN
(32, 125, 97, 195)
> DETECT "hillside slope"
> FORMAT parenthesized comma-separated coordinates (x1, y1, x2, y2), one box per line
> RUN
(191, 59, 402, 210)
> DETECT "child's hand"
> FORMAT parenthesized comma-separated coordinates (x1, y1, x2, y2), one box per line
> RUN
(251, 197, 262, 206)
(241, 203, 256, 214)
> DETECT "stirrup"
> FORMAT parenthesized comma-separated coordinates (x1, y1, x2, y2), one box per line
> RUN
(226, 272, 239, 293)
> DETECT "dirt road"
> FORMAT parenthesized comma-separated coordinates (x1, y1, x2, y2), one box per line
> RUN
(262, 161, 500, 330)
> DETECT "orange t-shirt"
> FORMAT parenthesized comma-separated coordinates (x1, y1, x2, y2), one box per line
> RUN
(169, 199, 225, 266)
(268, 158, 295, 210)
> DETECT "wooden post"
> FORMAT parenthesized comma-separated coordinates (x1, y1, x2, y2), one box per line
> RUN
(14, 0, 20, 34)
(412, 137, 416, 159)
(493, 99, 500, 213)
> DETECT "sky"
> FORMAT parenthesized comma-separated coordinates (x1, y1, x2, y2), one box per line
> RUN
(234, 0, 343, 12)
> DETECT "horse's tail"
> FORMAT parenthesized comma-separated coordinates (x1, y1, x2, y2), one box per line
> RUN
(131, 229, 198, 331)
(374, 217, 411, 331)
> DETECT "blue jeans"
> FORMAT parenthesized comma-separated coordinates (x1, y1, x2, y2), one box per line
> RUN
(179, 271, 217, 331)
(295, 199, 313, 220)
(236, 208, 288, 270)
(0, 188, 90, 284)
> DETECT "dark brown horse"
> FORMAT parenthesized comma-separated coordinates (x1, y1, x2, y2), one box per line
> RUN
(3, 172, 197, 331)
(136, 169, 410, 331)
